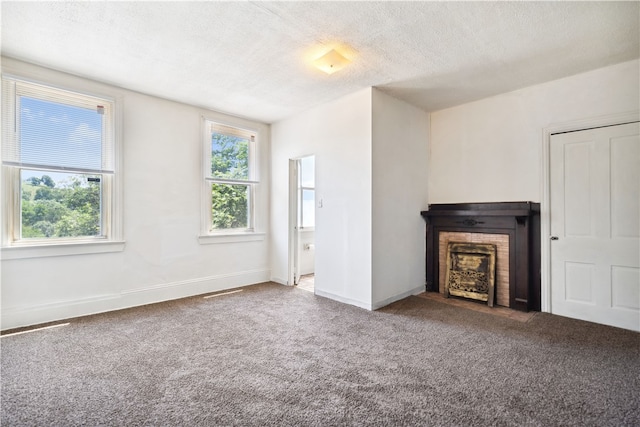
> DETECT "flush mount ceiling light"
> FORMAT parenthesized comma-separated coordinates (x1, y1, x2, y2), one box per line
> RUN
(313, 49, 351, 75)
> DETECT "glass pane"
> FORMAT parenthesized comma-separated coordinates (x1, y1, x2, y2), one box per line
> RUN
(300, 155, 315, 188)
(211, 133, 249, 180)
(211, 183, 249, 229)
(20, 170, 101, 239)
(301, 189, 315, 228)
(19, 96, 103, 170)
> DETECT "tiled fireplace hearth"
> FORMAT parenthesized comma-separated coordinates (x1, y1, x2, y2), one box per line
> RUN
(421, 202, 541, 312)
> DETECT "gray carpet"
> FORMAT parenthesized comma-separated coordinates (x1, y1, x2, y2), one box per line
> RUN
(2, 282, 639, 426)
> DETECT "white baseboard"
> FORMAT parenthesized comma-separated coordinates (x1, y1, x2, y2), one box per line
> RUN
(314, 289, 372, 311)
(315, 285, 424, 312)
(270, 276, 288, 286)
(371, 285, 425, 310)
(119, 269, 269, 308)
(1, 269, 270, 331)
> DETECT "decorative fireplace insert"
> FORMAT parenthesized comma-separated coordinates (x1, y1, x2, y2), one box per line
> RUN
(445, 242, 497, 307)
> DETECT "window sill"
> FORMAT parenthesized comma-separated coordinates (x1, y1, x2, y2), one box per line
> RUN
(198, 232, 265, 245)
(1, 240, 126, 260)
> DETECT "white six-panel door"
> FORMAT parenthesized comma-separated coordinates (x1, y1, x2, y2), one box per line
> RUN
(550, 122, 639, 331)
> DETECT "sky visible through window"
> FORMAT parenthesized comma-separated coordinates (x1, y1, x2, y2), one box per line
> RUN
(302, 189, 315, 227)
(300, 156, 315, 227)
(20, 96, 102, 185)
(210, 134, 249, 180)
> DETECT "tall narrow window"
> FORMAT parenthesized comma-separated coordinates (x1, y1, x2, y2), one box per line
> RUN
(1, 77, 118, 247)
(203, 121, 257, 232)
(299, 155, 315, 229)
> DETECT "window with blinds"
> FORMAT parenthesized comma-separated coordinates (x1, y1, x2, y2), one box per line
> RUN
(1, 77, 116, 243)
(203, 120, 257, 232)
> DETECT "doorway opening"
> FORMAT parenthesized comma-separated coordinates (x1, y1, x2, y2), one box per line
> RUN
(289, 155, 315, 292)
(297, 274, 315, 293)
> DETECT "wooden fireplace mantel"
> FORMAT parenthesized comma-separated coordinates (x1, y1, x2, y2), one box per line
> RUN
(421, 202, 541, 312)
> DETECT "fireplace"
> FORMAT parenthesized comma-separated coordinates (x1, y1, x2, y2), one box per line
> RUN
(445, 242, 497, 306)
(421, 202, 541, 312)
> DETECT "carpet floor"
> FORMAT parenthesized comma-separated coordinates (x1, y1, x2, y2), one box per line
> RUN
(2, 282, 639, 426)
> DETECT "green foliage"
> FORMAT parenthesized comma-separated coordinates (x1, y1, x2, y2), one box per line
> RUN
(211, 183, 248, 229)
(21, 174, 100, 239)
(211, 134, 248, 180)
(26, 176, 41, 186)
(41, 175, 55, 188)
(210, 134, 250, 230)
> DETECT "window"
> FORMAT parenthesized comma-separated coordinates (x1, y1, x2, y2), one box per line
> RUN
(1, 77, 121, 253)
(299, 155, 315, 229)
(203, 120, 257, 234)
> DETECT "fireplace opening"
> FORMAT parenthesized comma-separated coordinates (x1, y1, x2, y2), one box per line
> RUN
(445, 242, 497, 307)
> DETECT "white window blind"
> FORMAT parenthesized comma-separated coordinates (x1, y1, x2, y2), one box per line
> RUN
(2, 78, 114, 174)
(210, 122, 255, 141)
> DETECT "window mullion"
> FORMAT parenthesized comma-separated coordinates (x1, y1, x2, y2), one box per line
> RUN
(2, 162, 113, 175)
(205, 177, 258, 185)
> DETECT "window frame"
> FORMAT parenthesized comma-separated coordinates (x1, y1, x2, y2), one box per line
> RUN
(1, 75, 124, 259)
(200, 118, 260, 241)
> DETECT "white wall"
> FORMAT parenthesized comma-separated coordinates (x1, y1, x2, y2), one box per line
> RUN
(1, 58, 271, 330)
(429, 59, 640, 204)
(270, 88, 373, 308)
(371, 89, 429, 308)
(271, 88, 430, 310)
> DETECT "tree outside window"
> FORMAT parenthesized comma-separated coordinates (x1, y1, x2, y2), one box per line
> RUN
(21, 171, 101, 238)
(205, 122, 257, 232)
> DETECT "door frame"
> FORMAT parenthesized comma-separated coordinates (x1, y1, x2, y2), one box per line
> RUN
(288, 159, 299, 286)
(288, 155, 316, 286)
(541, 110, 639, 313)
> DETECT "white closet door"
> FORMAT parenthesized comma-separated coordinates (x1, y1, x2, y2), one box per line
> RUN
(550, 122, 639, 331)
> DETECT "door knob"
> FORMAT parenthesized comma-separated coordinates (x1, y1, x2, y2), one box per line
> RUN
(550, 236, 559, 240)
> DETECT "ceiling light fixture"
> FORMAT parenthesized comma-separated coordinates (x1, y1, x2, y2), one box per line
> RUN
(313, 49, 351, 75)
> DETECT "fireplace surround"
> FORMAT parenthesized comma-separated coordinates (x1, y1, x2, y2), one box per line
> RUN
(421, 202, 541, 312)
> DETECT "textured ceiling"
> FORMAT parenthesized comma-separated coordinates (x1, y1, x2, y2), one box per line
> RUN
(2, 1, 638, 123)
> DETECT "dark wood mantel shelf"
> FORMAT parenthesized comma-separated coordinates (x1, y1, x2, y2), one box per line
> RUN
(421, 202, 541, 312)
